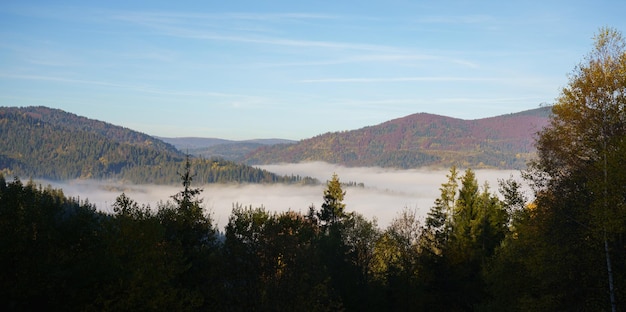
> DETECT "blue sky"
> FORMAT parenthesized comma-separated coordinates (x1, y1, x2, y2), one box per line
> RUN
(1, 1, 624, 140)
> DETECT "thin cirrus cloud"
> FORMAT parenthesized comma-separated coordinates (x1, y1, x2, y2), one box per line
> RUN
(0, 73, 132, 89)
(9, 7, 363, 52)
(0, 72, 265, 103)
(252, 54, 480, 69)
(298, 76, 497, 83)
(414, 14, 497, 25)
(137, 25, 397, 52)
(110, 11, 400, 52)
(111, 11, 342, 22)
(9, 7, 481, 74)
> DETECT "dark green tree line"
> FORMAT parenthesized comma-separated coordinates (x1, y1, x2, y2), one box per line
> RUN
(0, 167, 535, 311)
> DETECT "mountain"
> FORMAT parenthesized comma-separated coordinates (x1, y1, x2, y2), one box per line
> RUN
(0, 106, 314, 185)
(245, 107, 552, 169)
(158, 137, 295, 161)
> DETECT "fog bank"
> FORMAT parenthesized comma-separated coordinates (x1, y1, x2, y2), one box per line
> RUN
(38, 162, 524, 230)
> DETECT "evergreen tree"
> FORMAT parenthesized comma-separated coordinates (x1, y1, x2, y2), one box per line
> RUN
(0, 177, 108, 311)
(419, 168, 511, 310)
(157, 154, 219, 310)
(97, 193, 194, 311)
(424, 166, 458, 255)
(161, 154, 214, 247)
(317, 172, 347, 229)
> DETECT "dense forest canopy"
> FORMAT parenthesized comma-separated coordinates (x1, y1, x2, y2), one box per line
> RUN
(0, 166, 519, 311)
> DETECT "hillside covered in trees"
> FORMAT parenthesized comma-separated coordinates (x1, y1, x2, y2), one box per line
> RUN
(245, 107, 551, 169)
(0, 106, 314, 185)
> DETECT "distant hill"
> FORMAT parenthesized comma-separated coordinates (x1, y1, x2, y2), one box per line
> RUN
(245, 107, 552, 169)
(158, 137, 295, 161)
(158, 137, 233, 149)
(159, 137, 295, 150)
(0, 106, 314, 185)
(188, 142, 267, 162)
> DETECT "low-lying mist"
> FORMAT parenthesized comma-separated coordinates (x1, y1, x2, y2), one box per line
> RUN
(38, 162, 525, 230)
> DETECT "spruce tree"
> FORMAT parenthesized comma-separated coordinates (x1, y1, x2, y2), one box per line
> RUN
(317, 172, 347, 229)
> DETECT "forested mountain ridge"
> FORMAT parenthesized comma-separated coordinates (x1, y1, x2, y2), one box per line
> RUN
(10, 106, 180, 153)
(0, 106, 313, 185)
(245, 106, 552, 169)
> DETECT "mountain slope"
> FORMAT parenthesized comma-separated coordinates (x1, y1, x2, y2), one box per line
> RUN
(0, 106, 181, 180)
(245, 107, 551, 169)
(20, 106, 180, 153)
(0, 106, 313, 184)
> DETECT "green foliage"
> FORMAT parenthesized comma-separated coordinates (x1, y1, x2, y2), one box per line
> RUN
(423, 166, 458, 256)
(99, 193, 196, 311)
(223, 204, 340, 311)
(414, 168, 512, 310)
(0, 168, 220, 311)
(5, 159, 604, 311)
(369, 208, 424, 310)
(0, 176, 108, 311)
(317, 173, 347, 229)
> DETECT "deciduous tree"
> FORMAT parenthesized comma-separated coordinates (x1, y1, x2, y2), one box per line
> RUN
(522, 26, 626, 311)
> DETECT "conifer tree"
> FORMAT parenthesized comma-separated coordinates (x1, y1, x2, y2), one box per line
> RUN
(424, 166, 458, 255)
(318, 173, 347, 229)
(157, 154, 218, 310)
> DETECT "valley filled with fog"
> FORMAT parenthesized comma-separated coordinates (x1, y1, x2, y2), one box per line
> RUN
(40, 162, 525, 230)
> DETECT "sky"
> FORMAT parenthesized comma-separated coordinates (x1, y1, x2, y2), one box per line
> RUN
(1, 0, 625, 140)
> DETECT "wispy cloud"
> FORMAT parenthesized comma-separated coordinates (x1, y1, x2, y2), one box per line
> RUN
(436, 96, 547, 104)
(108, 10, 400, 52)
(112, 11, 341, 22)
(0, 73, 130, 88)
(5, 6, 370, 51)
(351, 54, 480, 69)
(0, 73, 263, 100)
(0, 42, 84, 67)
(138, 24, 397, 52)
(254, 54, 479, 69)
(299, 76, 495, 83)
(415, 14, 496, 25)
